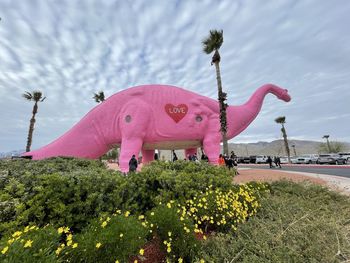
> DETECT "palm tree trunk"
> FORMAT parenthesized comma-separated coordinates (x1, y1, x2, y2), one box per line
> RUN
(281, 124, 291, 163)
(214, 60, 228, 155)
(26, 102, 38, 152)
(326, 138, 331, 153)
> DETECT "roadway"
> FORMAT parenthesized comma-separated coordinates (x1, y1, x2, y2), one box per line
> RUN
(239, 164, 350, 178)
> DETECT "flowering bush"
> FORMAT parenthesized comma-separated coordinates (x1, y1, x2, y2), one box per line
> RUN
(0, 225, 60, 263)
(59, 213, 148, 263)
(147, 205, 200, 262)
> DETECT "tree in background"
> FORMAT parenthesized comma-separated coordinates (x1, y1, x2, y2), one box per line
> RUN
(202, 29, 229, 155)
(322, 135, 331, 153)
(318, 141, 345, 153)
(23, 91, 46, 152)
(93, 91, 105, 103)
(275, 116, 291, 163)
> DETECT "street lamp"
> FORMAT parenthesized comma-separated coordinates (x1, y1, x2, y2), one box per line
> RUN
(322, 135, 331, 153)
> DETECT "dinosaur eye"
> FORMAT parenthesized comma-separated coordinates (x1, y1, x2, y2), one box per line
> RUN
(195, 115, 202, 122)
(125, 115, 132, 123)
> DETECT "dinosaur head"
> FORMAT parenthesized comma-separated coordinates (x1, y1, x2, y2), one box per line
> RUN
(276, 88, 291, 102)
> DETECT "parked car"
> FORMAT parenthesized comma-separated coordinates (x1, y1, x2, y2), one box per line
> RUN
(293, 154, 319, 164)
(317, 154, 347, 165)
(290, 156, 299, 164)
(237, 156, 250, 163)
(249, 155, 257, 164)
(255, 155, 268, 164)
(338, 152, 350, 163)
(279, 156, 289, 164)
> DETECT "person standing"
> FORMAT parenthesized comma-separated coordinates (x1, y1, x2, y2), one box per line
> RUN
(172, 150, 178, 162)
(276, 156, 282, 168)
(128, 155, 138, 172)
(218, 154, 225, 166)
(267, 156, 273, 168)
(233, 156, 240, 174)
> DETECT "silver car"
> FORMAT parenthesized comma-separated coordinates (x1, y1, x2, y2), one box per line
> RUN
(317, 154, 346, 165)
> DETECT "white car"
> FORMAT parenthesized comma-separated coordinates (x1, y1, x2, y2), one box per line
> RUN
(294, 154, 319, 164)
(338, 152, 350, 163)
(279, 156, 289, 164)
(256, 155, 268, 164)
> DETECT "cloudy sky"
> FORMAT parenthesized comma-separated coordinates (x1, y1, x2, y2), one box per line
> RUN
(0, 0, 350, 152)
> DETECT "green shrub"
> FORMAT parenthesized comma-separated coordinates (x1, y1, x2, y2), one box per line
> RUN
(121, 160, 235, 213)
(199, 181, 350, 262)
(147, 205, 200, 262)
(0, 158, 125, 236)
(176, 183, 268, 234)
(0, 158, 236, 239)
(59, 214, 148, 263)
(0, 225, 60, 263)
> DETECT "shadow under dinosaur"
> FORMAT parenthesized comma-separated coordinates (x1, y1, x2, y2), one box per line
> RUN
(23, 84, 291, 172)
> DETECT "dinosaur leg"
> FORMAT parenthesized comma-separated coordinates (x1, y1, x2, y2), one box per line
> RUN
(185, 148, 197, 159)
(142, 149, 155, 164)
(203, 136, 221, 165)
(119, 138, 143, 172)
(118, 100, 150, 172)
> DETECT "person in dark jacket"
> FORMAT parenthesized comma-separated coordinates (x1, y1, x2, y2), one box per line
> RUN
(276, 156, 282, 168)
(128, 155, 138, 172)
(172, 150, 178, 162)
(267, 156, 273, 168)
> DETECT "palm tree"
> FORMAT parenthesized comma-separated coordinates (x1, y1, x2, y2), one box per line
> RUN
(202, 29, 229, 155)
(275, 116, 291, 163)
(93, 91, 105, 103)
(322, 135, 331, 153)
(23, 91, 46, 152)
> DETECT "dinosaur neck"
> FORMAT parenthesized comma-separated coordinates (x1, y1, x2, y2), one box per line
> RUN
(226, 84, 281, 139)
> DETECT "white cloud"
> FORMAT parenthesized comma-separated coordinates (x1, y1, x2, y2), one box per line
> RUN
(0, 0, 350, 152)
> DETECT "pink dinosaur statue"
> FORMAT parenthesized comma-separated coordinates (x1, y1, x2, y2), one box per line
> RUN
(23, 84, 291, 172)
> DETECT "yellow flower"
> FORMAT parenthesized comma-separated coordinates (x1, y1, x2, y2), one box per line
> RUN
(7, 239, 14, 245)
(125, 211, 130, 217)
(72, 243, 78, 248)
(67, 234, 73, 241)
(24, 240, 33, 248)
(96, 242, 102, 249)
(63, 227, 70, 233)
(167, 203, 172, 208)
(139, 248, 144, 255)
(115, 260, 120, 263)
(200, 259, 205, 263)
(57, 227, 64, 234)
(106, 217, 111, 222)
(12, 231, 22, 238)
(150, 212, 154, 216)
(120, 233, 124, 238)
(55, 247, 62, 255)
(101, 221, 108, 228)
(138, 215, 145, 220)
(178, 258, 183, 263)
(134, 260, 138, 263)
(1, 246, 9, 255)
(167, 247, 171, 253)
(67, 240, 73, 246)
(168, 232, 172, 237)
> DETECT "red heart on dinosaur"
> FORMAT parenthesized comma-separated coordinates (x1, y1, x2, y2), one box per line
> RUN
(165, 104, 188, 123)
